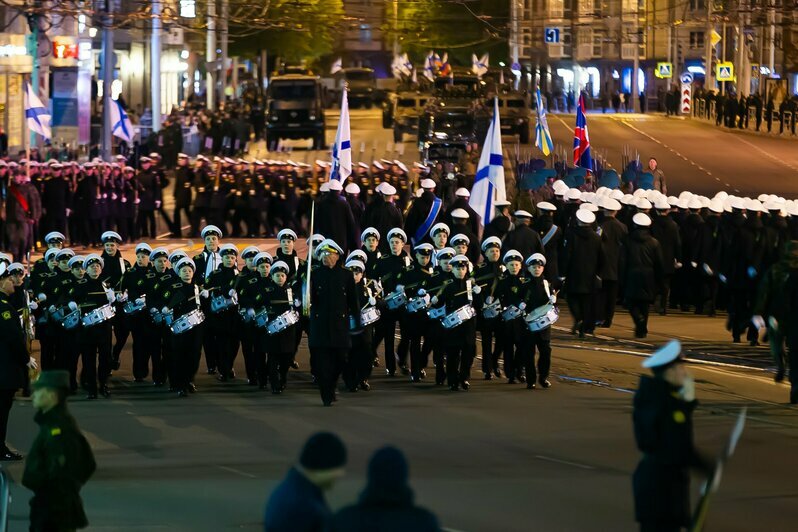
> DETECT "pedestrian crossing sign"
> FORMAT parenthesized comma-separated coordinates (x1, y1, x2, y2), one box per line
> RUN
(716, 62, 734, 81)
(655, 62, 673, 79)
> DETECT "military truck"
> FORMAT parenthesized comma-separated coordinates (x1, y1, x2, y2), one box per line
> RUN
(265, 74, 326, 149)
(382, 92, 430, 142)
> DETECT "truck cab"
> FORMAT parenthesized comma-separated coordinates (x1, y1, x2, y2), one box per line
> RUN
(336, 67, 378, 108)
(265, 75, 326, 149)
(383, 92, 430, 142)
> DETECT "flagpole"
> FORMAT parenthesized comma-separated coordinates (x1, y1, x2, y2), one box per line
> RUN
(24, 78, 31, 182)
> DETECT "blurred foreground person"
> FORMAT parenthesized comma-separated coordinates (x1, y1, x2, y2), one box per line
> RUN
(23, 370, 96, 532)
(632, 340, 712, 532)
(263, 432, 347, 532)
(329, 446, 440, 532)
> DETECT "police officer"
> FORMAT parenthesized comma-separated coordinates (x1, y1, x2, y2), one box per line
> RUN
(633, 340, 713, 531)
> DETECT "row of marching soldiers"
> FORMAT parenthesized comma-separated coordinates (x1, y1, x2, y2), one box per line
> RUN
(13, 220, 559, 404)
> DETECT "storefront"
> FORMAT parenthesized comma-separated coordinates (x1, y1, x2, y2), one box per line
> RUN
(0, 33, 33, 155)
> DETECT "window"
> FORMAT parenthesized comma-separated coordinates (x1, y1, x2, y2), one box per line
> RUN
(359, 24, 371, 44)
(690, 31, 705, 49)
(549, 0, 564, 18)
(690, 0, 706, 9)
(593, 31, 604, 57)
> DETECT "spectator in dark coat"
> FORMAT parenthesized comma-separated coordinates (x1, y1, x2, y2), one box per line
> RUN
(650, 205, 682, 315)
(363, 185, 403, 254)
(329, 446, 440, 532)
(314, 183, 359, 254)
(623, 214, 665, 338)
(264, 432, 347, 532)
(562, 209, 604, 337)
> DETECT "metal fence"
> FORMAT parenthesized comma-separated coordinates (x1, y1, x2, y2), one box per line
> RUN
(692, 97, 796, 136)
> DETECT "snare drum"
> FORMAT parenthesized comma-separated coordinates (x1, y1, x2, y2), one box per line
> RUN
(501, 305, 524, 321)
(441, 305, 476, 329)
(427, 306, 446, 320)
(210, 294, 238, 313)
(384, 289, 407, 310)
(123, 296, 147, 314)
(406, 294, 430, 313)
(81, 304, 116, 327)
(266, 310, 300, 335)
(253, 309, 271, 329)
(238, 308, 252, 323)
(350, 306, 381, 330)
(170, 309, 205, 334)
(482, 299, 501, 319)
(52, 307, 81, 330)
(524, 303, 559, 332)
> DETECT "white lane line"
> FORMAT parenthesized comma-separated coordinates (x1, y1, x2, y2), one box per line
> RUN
(215, 465, 257, 478)
(614, 118, 720, 185)
(535, 455, 596, 470)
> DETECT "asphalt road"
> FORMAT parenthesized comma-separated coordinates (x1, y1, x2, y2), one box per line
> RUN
(3, 287, 797, 531)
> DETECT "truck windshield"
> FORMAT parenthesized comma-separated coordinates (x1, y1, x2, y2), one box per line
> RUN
(270, 82, 317, 100)
(344, 71, 374, 82)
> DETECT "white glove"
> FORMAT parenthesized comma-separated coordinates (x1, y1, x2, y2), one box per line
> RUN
(472, 285, 481, 294)
(200, 289, 210, 298)
(680, 376, 695, 402)
(111, 193, 118, 200)
(768, 316, 779, 331)
(431, 296, 439, 305)
(718, 273, 727, 284)
(485, 295, 494, 305)
(155, 200, 162, 208)
(135, 297, 145, 306)
(368, 296, 377, 306)
(102, 193, 108, 199)
(116, 291, 128, 303)
(161, 306, 170, 315)
(747, 266, 757, 279)
(121, 197, 127, 203)
(28, 301, 38, 311)
(751, 315, 766, 330)
(27, 357, 38, 370)
(149, 307, 158, 315)
(68, 301, 78, 312)
(702, 263, 713, 276)
(518, 302, 527, 311)
(247, 308, 256, 318)
(48, 305, 56, 314)
(105, 289, 116, 303)
(228, 288, 237, 297)
(134, 198, 141, 204)
(37, 293, 46, 303)
(690, 261, 698, 268)
(66, 208, 72, 217)
(396, 284, 404, 293)
(674, 261, 683, 269)
(417, 288, 427, 297)
(549, 294, 557, 304)
(293, 299, 302, 308)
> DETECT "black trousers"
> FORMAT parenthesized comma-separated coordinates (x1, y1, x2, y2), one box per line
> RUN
(171, 326, 203, 391)
(267, 350, 292, 391)
(405, 315, 428, 379)
(56, 328, 81, 391)
(208, 313, 239, 378)
(598, 280, 619, 325)
(421, 322, 446, 383)
(501, 319, 524, 379)
(136, 209, 156, 238)
(0, 388, 15, 449)
(158, 325, 174, 387)
(38, 323, 57, 371)
(111, 312, 129, 363)
(240, 324, 258, 382)
(79, 323, 112, 394)
(479, 317, 501, 373)
(567, 292, 595, 334)
(522, 328, 552, 384)
(130, 313, 161, 381)
(628, 299, 651, 337)
(345, 329, 374, 388)
(315, 347, 347, 405)
(446, 343, 475, 387)
(173, 205, 192, 237)
(374, 309, 405, 373)
(190, 206, 209, 237)
(654, 275, 672, 314)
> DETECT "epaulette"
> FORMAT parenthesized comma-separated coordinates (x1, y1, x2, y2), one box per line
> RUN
(77, 278, 88, 284)
(248, 277, 258, 285)
(193, 253, 203, 261)
(145, 272, 157, 279)
(171, 282, 184, 289)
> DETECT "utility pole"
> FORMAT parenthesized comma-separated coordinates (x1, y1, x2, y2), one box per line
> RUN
(101, 0, 115, 161)
(510, 0, 520, 68)
(206, 0, 216, 109)
(220, 0, 229, 102)
(25, 3, 40, 149)
(704, 0, 714, 92)
(151, 0, 162, 132)
(767, 2, 775, 75)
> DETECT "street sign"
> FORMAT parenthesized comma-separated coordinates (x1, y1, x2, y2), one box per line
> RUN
(710, 30, 722, 47)
(680, 72, 694, 84)
(655, 62, 673, 79)
(544, 27, 560, 44)
(681, 83, 692, 114)
(716, 62, 734, 81)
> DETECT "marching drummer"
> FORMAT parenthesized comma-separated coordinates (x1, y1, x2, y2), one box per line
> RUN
(202, 243, 240, 382)
(236, 246, 262, 386)
(164, 257, 204, 398)
(424, 247, 456, 385)
(145, 247, 173, 388)
(69, 254, 116, 399)
(432, 254, 481, 391)
(119, 243, 158, 384)
(274, 229, 303, 280)
(520, 253, 556, 390)
(475, 237, 505, 380)
(449, 234, 473, 274)
(494, 250, 529, 385)
(396, 243, 434, 382)
(429, 223, 450, 265)
(344, 259, 377, 392)
(360, 227, 382, 280)
(262, 260, 298, 394)
(99, 231, 130, 373)
(148, 249, 189, 391)
(372, 228, 412, 377)
(194, 224, 223, 375)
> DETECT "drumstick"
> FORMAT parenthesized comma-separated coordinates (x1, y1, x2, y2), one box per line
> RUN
(450, 282, 489, 297)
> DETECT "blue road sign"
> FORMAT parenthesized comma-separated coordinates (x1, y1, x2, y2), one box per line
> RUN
(544, 28, 560, 44)
(680, 72, 694, 84)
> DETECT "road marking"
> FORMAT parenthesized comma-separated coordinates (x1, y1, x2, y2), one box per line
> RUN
(215, 465, 257, 478)
(719, 131, 798, 173)
(535, 455, 596, 470)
